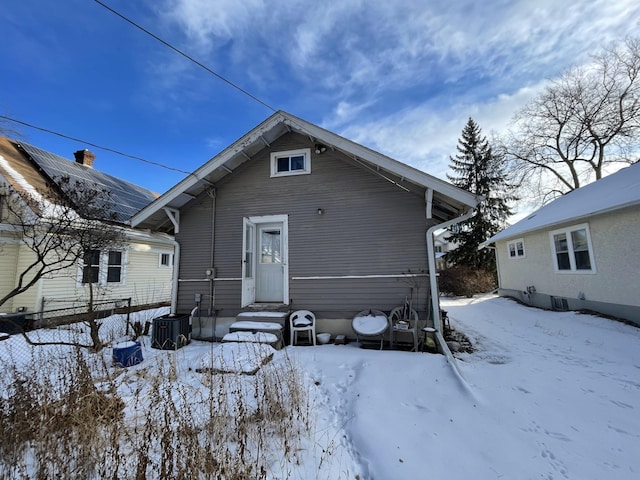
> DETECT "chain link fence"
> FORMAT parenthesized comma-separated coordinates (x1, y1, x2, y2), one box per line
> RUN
(0, 298, 168, 369)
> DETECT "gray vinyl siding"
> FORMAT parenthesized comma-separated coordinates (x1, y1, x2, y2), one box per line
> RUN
(176, 132, 433, 319)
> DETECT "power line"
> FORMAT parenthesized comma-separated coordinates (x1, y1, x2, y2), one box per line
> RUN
(0, 115, 192, 175)
(93, 0, 277, 113)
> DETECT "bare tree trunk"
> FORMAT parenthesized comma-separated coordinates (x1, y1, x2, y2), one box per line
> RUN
(86, 279, 103, 352)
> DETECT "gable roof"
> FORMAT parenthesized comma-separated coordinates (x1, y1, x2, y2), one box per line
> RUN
(485, 161, 640, 244)
(131, 110, 478, 232)
(0, 137, 158, 223)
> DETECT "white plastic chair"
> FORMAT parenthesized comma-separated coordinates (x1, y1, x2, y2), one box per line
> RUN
(389, 305, 419, 351)
(289, 310, 316, 346)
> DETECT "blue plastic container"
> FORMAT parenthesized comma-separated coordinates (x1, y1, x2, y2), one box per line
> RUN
(112, 341, 143, 367)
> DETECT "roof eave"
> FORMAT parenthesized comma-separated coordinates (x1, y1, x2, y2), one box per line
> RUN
(483, 199, 640, 246)
(131, 111, 478, 228)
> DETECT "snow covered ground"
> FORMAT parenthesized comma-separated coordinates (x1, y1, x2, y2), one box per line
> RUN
(1, 295, 639, 479)
(292, 295, 640, 479)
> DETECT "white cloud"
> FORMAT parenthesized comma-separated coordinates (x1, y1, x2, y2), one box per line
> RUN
(332, 80, 550, 181)
(155, 0, 640, 178)
(159, 0, 267, 51)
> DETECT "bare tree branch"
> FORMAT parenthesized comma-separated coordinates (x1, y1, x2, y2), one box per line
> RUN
(500, 36, 640, 205)
(1, 177, 126, 351)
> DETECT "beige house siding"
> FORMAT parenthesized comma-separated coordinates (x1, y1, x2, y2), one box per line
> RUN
(0, 241, 19, 313)
(3, 240, 173, 315)
(496, 206, 640, 308)
(7, 243, 41, 313)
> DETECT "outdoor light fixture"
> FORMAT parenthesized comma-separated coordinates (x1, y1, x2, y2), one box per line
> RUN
(315, 144, 327, 154)
(317, 208, 324, 215)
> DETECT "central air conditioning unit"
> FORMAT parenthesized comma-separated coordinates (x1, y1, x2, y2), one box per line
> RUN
(151, 314, 192, 350)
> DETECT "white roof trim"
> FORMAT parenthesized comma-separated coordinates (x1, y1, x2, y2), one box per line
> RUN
(131, 111, 477, 227)
(484, 162, 640, 245)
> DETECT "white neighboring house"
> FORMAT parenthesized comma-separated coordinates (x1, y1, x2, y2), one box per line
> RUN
(433, 229, 458, 269)
(483, 161, 640, 326)
(0, 137, 175, 322)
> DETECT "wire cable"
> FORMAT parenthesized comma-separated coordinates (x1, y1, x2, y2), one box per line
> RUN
(0, 115, 192, 175)
(93, 0, 277, 113)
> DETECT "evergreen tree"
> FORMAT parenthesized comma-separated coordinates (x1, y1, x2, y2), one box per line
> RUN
(446, 118, 515, 273)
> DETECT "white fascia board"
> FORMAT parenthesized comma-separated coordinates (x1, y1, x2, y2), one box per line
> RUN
(131, 110, 477, 227)
(483, 199, 640, 246)
(125, 228, 175, 246)
(131, 113, 287, 228)
(281, 113, 478, 208)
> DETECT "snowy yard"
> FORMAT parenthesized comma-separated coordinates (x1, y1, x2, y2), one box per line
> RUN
(296, 294, 640, 479)
(1, 295, 639, 479)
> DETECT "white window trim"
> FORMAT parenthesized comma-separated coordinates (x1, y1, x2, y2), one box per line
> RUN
(105, 250, 127, 285)
(159, 252, 173, 268)
(507, 238, 526, 259)
(77, 249, 128, 286)
(270, 148, 311, 177)
(549, 223, 596, 274)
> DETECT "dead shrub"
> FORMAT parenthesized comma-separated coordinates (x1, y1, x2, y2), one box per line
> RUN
(0, 340, 327, 479)
(439, 265, 497, 297)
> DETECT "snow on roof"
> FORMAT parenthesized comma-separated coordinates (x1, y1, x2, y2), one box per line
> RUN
(0, 154, 43, 201)
(485, 162, 640, 244)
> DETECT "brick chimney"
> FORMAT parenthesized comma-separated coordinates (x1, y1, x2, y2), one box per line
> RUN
(73, 149, 95, 168)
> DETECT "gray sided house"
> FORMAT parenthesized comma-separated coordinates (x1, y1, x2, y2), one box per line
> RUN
(131, 111, 478, 337)
(484, 161, 640, 326)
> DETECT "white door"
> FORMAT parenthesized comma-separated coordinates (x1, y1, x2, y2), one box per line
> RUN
(242, 215, 289, 306)
(241, 218, 256, 307)
(256, 223, 284, 302)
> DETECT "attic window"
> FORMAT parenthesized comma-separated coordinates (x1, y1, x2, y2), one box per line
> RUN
(270, 149, 311, 177)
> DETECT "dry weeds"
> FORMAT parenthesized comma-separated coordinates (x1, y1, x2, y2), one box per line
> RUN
(0, 343, 321, 479)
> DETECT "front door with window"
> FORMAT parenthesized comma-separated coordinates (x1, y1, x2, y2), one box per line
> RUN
(256, 223, 283, 302)
(241, 215, 289, 306)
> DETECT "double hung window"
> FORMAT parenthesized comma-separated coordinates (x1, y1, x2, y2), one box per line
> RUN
(507, 239, 525, 259)
(82, 250, 101, 284)
(550, 224, 595, 273)
(81, 249, 125, 284)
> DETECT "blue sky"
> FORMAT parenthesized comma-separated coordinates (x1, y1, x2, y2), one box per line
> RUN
(1, 0, 638, 206)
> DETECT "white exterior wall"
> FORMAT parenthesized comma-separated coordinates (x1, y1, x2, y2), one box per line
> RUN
(496, 207, 640, 307)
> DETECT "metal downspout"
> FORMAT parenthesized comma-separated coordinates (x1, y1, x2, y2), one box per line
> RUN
(209, 189, 216, 317)
(170, 239, 180, 314)
(425, 209, 475, 378)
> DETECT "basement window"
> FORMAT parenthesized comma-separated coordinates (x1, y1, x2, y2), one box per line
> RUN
(551, 297, 569, 311)
(270, 149, 311, 177)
